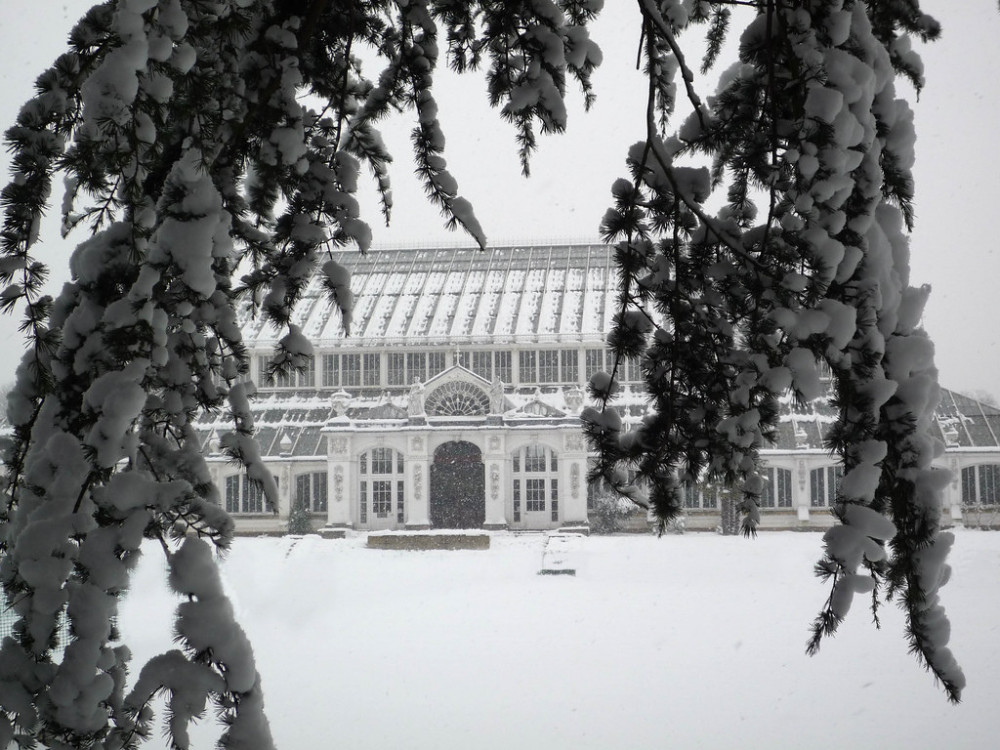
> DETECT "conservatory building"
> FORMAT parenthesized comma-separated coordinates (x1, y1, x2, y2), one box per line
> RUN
(193, 242, 1000, 533)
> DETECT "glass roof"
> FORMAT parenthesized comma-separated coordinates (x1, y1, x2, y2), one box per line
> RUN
(239, 243, 616, 348)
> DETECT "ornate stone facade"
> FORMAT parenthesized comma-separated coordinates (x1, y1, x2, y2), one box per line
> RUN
(195, 243, 1000, 533)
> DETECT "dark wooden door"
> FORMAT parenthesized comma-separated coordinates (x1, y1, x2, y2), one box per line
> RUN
(430, 441, 485, 528)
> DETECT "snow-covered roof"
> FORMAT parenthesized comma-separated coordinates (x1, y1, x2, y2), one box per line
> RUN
(768, 387, 1000, 452)
(238, 243, 617, 348)
(192, 382, 1000, 457)
(934, 389, 1000, 449)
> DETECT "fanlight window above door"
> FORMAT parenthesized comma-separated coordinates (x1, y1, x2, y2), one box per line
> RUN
(424, 381, 489, 417)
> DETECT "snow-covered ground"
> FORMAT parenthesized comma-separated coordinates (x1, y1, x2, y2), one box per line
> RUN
(120, 530, 1000, 750)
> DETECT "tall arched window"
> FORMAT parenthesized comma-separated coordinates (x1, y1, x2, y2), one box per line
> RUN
(224, 474, 278, 514)
(511, 444, 559, 525)
(359, 447, 405, 528)
(761, 467, 793, 508)
(810, 465, 843, 508)
(961, 464, 1000, 506)
(682, 482, 718, 510)
(295, 472, 328, 513)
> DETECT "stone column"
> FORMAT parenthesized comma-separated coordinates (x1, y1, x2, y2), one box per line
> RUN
(560, 428, 589, 527)
(406, 433, 431, 529)
(795, 458, 811, 522)
(947, 456, 963, 524)
(326, 434, 353, 528)
(276, 460, 292, 519)
(483, 432, 508, 529)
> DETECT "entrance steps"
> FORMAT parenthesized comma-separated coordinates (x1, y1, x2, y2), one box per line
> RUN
(538, 529, 585, 575)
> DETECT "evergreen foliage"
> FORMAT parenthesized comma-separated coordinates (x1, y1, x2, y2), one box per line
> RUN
(285, 497, 311, 536)
(0, 1, 967, 747)
(583, 0, 964, 702)
(588, 490, 637, 535)
(0, 1, 600, 747)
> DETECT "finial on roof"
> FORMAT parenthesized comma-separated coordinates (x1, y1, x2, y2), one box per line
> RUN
(331, 389, 351, 417)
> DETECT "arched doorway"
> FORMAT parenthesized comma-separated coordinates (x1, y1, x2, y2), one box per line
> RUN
(430, 441, 485, 528)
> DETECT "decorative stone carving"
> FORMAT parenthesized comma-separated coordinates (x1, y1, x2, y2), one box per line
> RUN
(331, 437, 349, 455)
(488, 435, 501, 452)
(565, 432, 585, 452)
(331, 389, 351, 416)
(490, 376, 505, 414)
(413, 463, 423, 500)
(490, 464, 501, 501)
(571, 462, 580, 498)
(408, 379, 425, 417)
(564, 385, 583, 412)
(411, 436, 424, 452)
(334, 465, 344, 503)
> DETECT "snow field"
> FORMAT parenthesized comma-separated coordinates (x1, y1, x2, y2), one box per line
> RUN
(119, 531, 1000, 750)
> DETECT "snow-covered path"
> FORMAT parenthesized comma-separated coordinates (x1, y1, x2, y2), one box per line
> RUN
(121, 530, 1000, 749)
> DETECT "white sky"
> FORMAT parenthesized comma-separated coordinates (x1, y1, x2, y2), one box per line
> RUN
(1, 0, 998, 397)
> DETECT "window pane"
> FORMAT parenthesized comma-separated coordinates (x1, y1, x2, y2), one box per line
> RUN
(810, 468, 825, 507)
(585, 349, 605, 380)
(703, 485, 718, 509)
(560, 349, 578, 384)
(407, 352, 426, 382)
(827, 466, 842, 505)
(494, 351, 512, 383)
(519, 350, 536, 384)
(980, 465, 1000, 504)
(226, 475, 240, 513)
(526, 478, 546, 511)
(428, 352, 446, 379)
(323, 354, 339, 387)
(363, 353, 380, 386)
(313, 472, 328, 512)
(372, 448, 393, 474)
(242, 476, 262, 513)
(630, 357, 644, 382)
(373, 480, 392, 516)
(761, 468, 775, 508)
(472, 351, 492, 380)
(538, 350, 558, 383)
(299, 356, 315, 387)
(524, 445, 546, 472)
(961, 466, 976, 505)
(777, 468, 792, 508)
(387, 352, 405, 386)
(342, 354, 361, 386)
